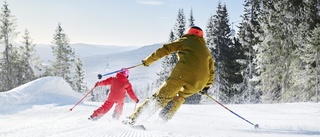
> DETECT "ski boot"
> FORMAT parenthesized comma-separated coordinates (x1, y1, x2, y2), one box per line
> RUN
(122, 117, 135, 125)
(88, 115, 100, 121)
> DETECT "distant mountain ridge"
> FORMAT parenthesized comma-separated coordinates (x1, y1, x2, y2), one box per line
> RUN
(1, 42, 164, 100)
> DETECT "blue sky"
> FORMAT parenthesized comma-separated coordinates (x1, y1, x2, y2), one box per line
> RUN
(3, 0, 244, 46)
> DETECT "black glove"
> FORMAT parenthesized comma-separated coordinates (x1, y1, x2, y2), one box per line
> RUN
(199, 87, 209, 95)
(142, 60, 149, 66)
(97, 74, 102, 79)
(136, 99, 139, 103)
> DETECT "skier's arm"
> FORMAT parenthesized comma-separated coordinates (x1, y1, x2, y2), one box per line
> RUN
(125, 83, 139, 103)
(142, 38, 183, 66)
(95, 77, 112, 87)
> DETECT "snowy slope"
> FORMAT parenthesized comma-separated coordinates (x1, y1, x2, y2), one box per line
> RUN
(0, 77, 319, 137)
(0, 77, 82, 114)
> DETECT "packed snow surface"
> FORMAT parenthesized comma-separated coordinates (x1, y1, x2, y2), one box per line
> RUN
(0, 77, 319, 137)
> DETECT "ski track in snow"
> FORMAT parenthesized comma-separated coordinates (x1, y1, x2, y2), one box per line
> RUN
(1, 77, 320, 137)
(1, 103, 319, 137)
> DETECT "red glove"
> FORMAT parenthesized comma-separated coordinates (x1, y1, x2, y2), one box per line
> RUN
(136, 99, 139, 103)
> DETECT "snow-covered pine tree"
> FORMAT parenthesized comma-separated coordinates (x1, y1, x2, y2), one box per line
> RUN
(73, 57, 88, 94)
(231, 37, 251, 104)
(237, 0, 262, 103)
(168, 30, 175, 42)
(17, 29, 43, 85)
(208, 2, 238, 104)
(256, 0, 319, 103)
(174, 8, 186, 39)
(0, 1, 19, 92)
(294, 25, 320, 102)
(288, 0, 320, 102)
(188, 8, 195, 27)
(170, 8, 185, 65)
(203, 15, 216, 103)
(306, 25, 320, 102)
(47, 23, 75, 86)
(256, 1, 287, 103)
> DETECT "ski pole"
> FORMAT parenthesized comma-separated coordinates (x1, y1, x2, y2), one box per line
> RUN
(133, 103, 137, 111)
(99, 64, 143, 79)
(69, 85, 96, 111)
(203, 93, 259, 129)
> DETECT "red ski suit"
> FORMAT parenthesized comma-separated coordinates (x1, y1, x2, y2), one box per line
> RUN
(91, 72, 138, 119)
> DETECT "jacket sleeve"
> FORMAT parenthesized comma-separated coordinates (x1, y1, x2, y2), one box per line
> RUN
(206, 57, 215, 88)
(125, 83, 138, 102)
(96, 77, 112, 86)
(143, 38, 184, 66)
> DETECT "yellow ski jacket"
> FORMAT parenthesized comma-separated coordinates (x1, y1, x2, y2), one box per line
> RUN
(143, 34, 214, 91)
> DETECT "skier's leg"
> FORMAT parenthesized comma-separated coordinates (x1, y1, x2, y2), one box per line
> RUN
(158, 95, 185, 122)
(159, 83, 197, 122)
(91, 100, 114, 119)
(112, 102, 124, 120)
(129, 78, 183, 122)
(129, 97, 159, 123)
(155, 78, 185, 107)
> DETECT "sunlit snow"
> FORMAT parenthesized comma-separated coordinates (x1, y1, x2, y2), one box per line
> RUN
(1, 44, 320, 137)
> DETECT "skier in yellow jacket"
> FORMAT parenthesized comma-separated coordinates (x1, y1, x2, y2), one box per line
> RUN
(124, 26, 214, 124)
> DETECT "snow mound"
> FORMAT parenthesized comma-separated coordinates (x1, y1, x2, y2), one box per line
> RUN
(0, 76, 82, 106)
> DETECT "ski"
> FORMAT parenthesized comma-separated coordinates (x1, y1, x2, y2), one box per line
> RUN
(130, 124, 146, 130)
(88, 117, 146, 130)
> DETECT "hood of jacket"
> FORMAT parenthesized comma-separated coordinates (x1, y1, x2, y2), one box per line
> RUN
(116, 72, 128, 82)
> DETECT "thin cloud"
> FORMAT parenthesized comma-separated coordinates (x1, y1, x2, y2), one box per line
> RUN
(137, 0, 164, 6)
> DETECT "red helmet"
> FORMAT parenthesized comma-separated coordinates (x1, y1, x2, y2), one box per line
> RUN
(185, 26, 203, 37)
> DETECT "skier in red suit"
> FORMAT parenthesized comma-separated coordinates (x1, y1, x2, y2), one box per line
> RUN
(88, 68, 139, 121)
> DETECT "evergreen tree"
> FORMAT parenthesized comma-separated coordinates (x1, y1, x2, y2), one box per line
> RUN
(296, 25, 320, 102)
(0, 1, 19, 92)
(17, 29, 42, 85)
(207, 2, 241, 103)
(174, 8, 186, 39)
(231, 37, 249, 103)
(168, 30, 175, 42)
(256, 0, 320, 102)
(204, 15, 216, 102)
(237, 0, 262, 103)
(73, 57, 88, 94)
(289, 0, 320, 102)
(47, 23, 75, 86)
(170, 8, 186, 65)
(188, 8, 195, 27)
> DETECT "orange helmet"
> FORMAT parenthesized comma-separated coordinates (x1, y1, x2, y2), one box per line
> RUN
(185, 26, 203, 37)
